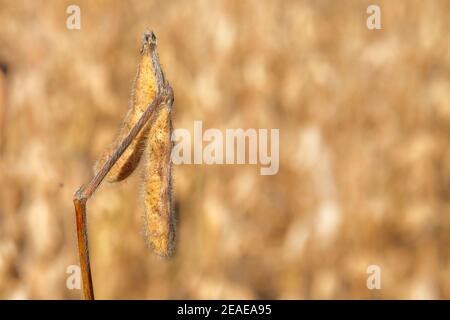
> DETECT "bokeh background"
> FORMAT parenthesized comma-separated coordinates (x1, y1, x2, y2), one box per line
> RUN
(0, 0, 449, 299)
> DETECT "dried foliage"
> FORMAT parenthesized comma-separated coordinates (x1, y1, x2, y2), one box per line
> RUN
(0, 0, 449, 299)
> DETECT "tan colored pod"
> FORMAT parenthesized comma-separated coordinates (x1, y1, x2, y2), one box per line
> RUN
(143, 103, 175, 257)
(94, 32, 161, 182)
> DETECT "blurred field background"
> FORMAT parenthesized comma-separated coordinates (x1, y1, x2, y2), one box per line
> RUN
(0, 0, 449, 299)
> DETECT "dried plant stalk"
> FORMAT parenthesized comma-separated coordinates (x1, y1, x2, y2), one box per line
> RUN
(73, 30, 174, 300)
(0, 64, 8, 154)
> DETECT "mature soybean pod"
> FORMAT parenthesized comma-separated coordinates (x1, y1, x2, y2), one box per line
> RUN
(143, 102, 175, 257)
(94, 33, 159, 182)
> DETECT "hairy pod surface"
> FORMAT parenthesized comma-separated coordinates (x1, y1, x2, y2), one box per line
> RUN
(94, 30, 174, 256)
(94, 33, 159, 182)
(143, 103, 175, 257)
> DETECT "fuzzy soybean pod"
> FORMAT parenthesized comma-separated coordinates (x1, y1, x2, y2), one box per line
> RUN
(74, 30, 175, 300)
(143, 102, 175, 257)
(94, 33, 160, 182)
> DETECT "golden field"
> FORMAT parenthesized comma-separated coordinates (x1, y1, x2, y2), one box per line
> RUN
(0, 0, 449, 299)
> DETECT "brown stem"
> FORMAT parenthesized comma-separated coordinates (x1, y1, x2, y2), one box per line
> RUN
(72, 86, 173, 300)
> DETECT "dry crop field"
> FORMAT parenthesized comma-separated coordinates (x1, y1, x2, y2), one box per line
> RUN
(0, 0, 449, 299)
